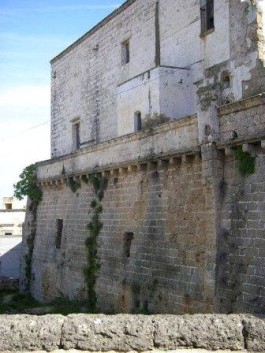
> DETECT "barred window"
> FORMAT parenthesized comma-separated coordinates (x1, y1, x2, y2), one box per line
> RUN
(200, 0, 214, 35)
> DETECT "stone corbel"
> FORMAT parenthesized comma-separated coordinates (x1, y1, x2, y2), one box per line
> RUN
(224, 147, 235, 156)
(158, 159, 169, 169)
(110, 169, 119, 176)
(119, 167, 127, 175)
(242, 143, 256, 156)
(128, 165, 137, 173)
(137, 163, 148, 172)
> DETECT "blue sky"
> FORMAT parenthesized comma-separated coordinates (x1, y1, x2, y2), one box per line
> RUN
(0, 0, 122, 202)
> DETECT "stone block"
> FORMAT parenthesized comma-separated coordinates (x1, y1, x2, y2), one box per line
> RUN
(153, 315, 244, 351)
(242, 314, 265, 352)
(61, 314, 155, 351)
(0, 315, 65, 352)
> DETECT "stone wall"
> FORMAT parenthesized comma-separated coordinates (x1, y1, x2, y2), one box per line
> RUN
(214, 94, 265, 314)
(21, 96, 265, 315)
(0, 314, 264, 352)
(31, 116, 216, 313)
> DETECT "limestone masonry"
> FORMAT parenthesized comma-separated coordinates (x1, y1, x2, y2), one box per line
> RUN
(0, 314, 264, 352)
(21, 0, 265, 314)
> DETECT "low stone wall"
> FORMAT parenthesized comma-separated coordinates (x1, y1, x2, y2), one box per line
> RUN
(0, 314, 264, 352)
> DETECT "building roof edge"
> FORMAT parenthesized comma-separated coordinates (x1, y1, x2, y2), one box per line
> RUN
(50, 0, 137, 65)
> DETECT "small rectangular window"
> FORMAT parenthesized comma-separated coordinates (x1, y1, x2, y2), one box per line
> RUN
(200, 0, 214, 35)
(55, 219, 63, 249)
(121, 40, 130, 65)
(123, 232, 134, 258)
(72, 121, 80, 150)
(5, 203, 12, 210)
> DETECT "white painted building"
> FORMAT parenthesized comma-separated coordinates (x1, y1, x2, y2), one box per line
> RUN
(0, 197, 25, 278)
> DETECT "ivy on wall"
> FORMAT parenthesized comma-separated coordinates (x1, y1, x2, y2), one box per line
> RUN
(66, 172, 108, 312)
(235, 146, 256, 176)
(13, 164, 42, 292)
(83, 174, 108, 312)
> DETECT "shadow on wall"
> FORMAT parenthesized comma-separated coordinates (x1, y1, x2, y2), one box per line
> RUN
(0, 241, 22, 278)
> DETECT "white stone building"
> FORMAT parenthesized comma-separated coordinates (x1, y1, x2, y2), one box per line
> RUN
(0, 197, 25, 278)
(50, 0, 265, 157)
(21, 0, 265, 314)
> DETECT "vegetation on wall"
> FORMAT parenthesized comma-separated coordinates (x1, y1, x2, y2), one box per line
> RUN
(68, 177, 81, 193)
(83, 174, 108, 312)
(13, 164, 42, 205)
(64, 172, 108, 311)
(13, 164, 42, 293)
(235, 146, 256, 176)
(143, 113, 170, 129)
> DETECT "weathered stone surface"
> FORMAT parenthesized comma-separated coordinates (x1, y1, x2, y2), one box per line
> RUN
(0, 315, 65, 352)
(61, 314, 155, 351)
(0, 314, 264, 352)
(153, 315, 244, 351)
(242, 314, 265, 352)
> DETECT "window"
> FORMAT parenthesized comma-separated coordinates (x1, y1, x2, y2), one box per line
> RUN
(121, 40, 130, 65)
(123, 232, 134, 258)
(5, 203, 12, 210)
(72, 121, 80, 150)
(134, 112, 142, 132)
(55, 219, 63, 249)
(200, 0, 214, 35)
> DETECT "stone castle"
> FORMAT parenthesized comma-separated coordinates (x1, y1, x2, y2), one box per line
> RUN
(21, 0, 265, 314)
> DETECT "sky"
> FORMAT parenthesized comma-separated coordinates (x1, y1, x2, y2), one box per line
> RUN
(0, 0, 122, 202)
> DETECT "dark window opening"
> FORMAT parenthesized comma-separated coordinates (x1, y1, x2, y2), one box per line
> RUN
(200, 0, 214, 34)
(122, 40, 130, 65)
(55, 219, 63, 249)
(5, 203, 12, 210)
(5, 232, 12, 236)
(124, 232, 134, 258)
(73, 121, 80, 150)
(221, 71, 231, 89)
(134, 112, 142, 132)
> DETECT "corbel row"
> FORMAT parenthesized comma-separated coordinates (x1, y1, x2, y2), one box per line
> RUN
(39, 150, 201, 188)
(224, 140, 265, 157)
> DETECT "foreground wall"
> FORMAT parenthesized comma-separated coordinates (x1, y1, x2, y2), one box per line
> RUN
(21, 95, 265, 314)
(0, 314, 264, 352)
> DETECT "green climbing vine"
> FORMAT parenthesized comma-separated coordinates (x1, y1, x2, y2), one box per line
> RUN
(68, 176, 81, 193)
(83, 174, 108, 312)
(235, 146, 256, 176)
(13, 164, 42, 205)
(13, 164, 42, 292)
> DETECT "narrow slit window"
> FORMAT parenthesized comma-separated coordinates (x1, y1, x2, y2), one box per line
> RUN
(122, 40, 130, 65)
(55, 219, 63, 249)
(124, 232, 134, 258)
(134, 112, 142, 132)
(200, 0, 214, 35)
(73, 121, 80, 150)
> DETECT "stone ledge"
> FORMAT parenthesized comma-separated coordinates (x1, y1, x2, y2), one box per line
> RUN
(0, 314, 263, 352)
(218, 92, 265, 117)
(37, 116, 198, 181)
